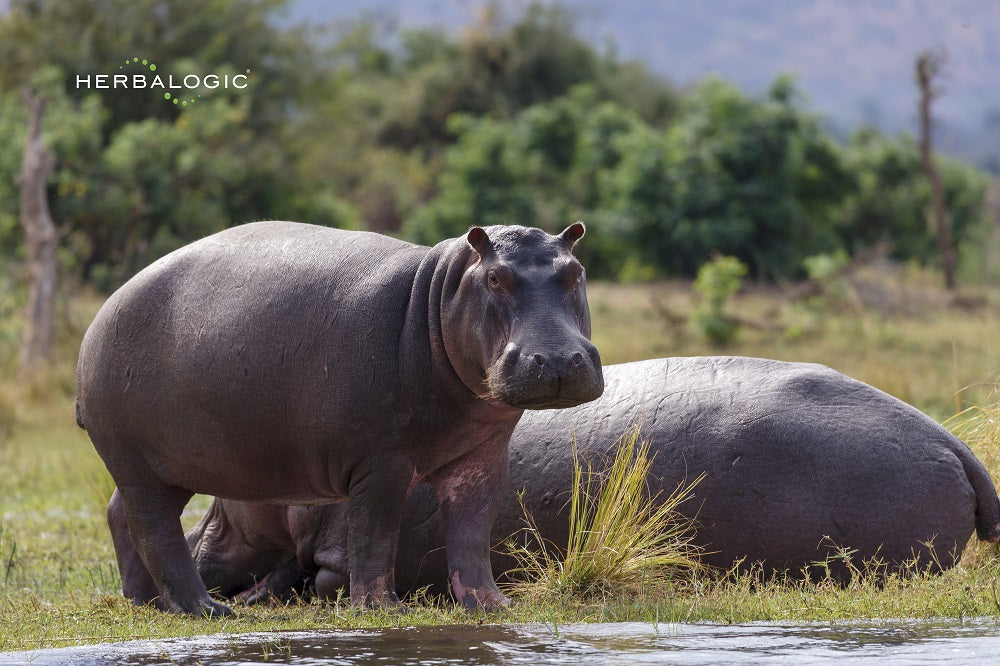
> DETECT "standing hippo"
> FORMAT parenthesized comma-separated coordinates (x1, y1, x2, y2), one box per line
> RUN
(186, 357, 1000, 602)
(76, 221, 603, 616)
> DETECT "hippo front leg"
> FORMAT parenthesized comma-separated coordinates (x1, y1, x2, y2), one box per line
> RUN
(431, 438, 511, 610)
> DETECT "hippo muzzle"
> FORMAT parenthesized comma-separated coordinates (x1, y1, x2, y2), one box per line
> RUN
(490, 336, 604, 409)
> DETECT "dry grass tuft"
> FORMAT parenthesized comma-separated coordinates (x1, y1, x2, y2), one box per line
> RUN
(504, 423, 702, 600)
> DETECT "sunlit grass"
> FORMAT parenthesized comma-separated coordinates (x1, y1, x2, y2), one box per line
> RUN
(586, 269, 1000, 421)
(948, 393, 1000, 475)
(504, 424, 702, 601)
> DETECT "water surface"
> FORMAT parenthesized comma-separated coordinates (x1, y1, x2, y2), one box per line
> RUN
(3, 619, 1000, 665)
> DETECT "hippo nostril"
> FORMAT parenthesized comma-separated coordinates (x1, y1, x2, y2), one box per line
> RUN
(532, 354, 545, 367)
(571, 352, 583, 366)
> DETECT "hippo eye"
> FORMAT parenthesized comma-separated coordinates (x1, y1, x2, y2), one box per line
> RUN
(487, 265, 514, 292)
(562, 263, 584, 291)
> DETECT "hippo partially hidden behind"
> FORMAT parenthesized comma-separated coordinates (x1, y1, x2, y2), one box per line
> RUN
(187, 357, 1000, 603)
(77, 221, 603, 616)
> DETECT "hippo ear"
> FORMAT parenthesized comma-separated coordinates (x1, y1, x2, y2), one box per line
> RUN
(466, 226, 493, 258)
(558, 221, 586, 250)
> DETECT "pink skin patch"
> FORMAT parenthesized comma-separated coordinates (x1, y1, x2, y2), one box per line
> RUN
(988, 523, 1000, 543)
(434, 468, 492, 504)
(450, 570, 510, 609)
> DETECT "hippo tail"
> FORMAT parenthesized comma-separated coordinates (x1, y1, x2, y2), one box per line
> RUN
(949, 436, 1000, 542)
(75, 397, 86, 430)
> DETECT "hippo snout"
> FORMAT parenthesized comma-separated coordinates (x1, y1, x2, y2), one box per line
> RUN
(491, 340, 603, 409)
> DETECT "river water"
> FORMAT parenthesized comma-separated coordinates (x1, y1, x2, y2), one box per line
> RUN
(3, 619, 1000, 665)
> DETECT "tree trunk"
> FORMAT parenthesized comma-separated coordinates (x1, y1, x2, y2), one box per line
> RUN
(16, 90, 58, 378)
(915, 51, 956, 291)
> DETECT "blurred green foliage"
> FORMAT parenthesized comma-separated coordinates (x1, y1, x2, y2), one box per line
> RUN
(691, 254, 748, 346)
(0, 0, 995, 291)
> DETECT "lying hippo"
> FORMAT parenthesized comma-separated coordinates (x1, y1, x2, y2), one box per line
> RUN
(188, 357, 1000, 602)
(76, 221, 603, 616)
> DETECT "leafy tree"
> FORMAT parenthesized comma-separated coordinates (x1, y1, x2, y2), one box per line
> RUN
(622, 76, 853, 278)
(0, 0, 312, 133)
(0, 65, 105, 265)
(403, 114, 535, 246)
(374, 2, 604, 149)
(316, 2, 678, 235)
(403, 87, 650, 277)
(838, 129, 991, 272)
(338, 2, 677, 156)
(0, 0, 991, 293)
(0, 0, 357, 288)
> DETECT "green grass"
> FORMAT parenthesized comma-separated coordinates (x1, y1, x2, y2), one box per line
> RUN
(587, 267, 1000, 420)
(1, 273, 1000, 651)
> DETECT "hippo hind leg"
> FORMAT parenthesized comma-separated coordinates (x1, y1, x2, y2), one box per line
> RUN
(108, 488, 158, 605)
(345, 459, 414, 609)
(114, 480, 233, 617)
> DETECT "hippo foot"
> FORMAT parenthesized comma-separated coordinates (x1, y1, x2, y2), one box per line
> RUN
(983, 522, 1000, 543)
(235, 577, 279, 606)
(156, 594, 234, 618)
(450, 571, 510, 611)
(350, 575, 407, 612)
(353, 596, 409, 614)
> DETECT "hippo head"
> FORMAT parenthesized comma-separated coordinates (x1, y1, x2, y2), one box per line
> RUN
(443, 223, 603, 410)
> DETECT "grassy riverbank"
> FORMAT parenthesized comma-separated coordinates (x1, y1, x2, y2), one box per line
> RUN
(1, 273, 1000, 652)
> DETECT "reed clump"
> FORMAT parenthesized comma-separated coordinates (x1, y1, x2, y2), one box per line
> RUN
(504, 424, 702, 601)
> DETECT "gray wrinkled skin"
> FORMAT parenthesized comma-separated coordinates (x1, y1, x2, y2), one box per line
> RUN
(186, 357, 1000, 602)
(76, 221, 603, 616)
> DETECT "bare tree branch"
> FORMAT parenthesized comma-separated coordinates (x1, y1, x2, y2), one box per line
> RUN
(916, 49, 956, 291)
(16, 88, 59, 378)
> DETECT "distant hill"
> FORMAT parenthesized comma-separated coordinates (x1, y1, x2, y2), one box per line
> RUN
(290, 0, 1000, 170)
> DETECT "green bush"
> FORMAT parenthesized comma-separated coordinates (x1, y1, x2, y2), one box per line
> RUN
(691, 254, 747, 346)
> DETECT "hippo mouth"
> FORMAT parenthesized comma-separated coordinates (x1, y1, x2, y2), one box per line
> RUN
(487, 348, 604, 410)
(496, 381, 604, 410)
(507, 394, 601, 410)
